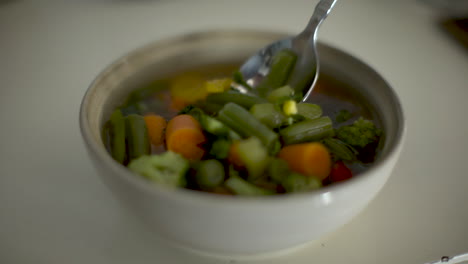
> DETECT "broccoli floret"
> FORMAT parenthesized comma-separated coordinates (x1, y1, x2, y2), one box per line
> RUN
(335, 109, 353, 123)
(128, 151, 189, 187)
(336, 117, 382, 148)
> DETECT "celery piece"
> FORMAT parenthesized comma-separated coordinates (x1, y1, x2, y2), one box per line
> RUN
(125, 114, 150, 161)
(256, 49, 298, 97)
(205, 91, 267, 109)
(218, 103, 279, 153)
(236, 137, 269, 180)
(225, 174, 274, 196)
(195, 159, 225, 189)
(280, 116, 334, 145)
(267, 85, 295, 103)
(250, 103, 288, 129)
(296, 103, 322, 120)
(108, 109, 127, 164)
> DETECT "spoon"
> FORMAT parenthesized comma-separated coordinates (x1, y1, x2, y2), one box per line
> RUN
(237, 0, 338, 102)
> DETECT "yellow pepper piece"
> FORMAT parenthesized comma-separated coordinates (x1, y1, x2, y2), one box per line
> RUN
(204, 78, 233, 94)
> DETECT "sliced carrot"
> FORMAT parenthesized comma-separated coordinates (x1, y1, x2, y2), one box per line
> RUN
(165, 114, 206, 161)
(277, 142, 332, 180)
(143, 114, 167, 146)
(227, 141, 244, 168)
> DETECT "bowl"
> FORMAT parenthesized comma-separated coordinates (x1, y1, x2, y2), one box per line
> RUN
(79, 30, 405, 257)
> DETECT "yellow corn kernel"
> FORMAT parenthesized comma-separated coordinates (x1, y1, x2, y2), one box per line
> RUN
(283, 100, 298, 116)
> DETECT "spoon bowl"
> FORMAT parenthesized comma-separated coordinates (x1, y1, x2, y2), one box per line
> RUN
(238, 0, 338, 101)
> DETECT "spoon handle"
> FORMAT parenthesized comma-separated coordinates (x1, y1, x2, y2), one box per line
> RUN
(302, 0, 338, 38)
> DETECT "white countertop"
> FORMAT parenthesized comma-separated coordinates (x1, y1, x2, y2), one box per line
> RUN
(1, 0, 468, 263)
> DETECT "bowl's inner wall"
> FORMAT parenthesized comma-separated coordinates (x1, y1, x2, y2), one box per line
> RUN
(85, 31, 401, 171)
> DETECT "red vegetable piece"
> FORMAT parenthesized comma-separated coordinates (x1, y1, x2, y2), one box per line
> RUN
(329, 161, 353, 182)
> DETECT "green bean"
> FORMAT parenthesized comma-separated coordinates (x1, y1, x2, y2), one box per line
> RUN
(280, 116, 334, 145)
(108, 109, 127, 164)
(267, 85, 295, 103)
(217, 103, 279, 153)
(125, 114, 150, 161)
(297, 103, 322, 120)
(205, 91, 267, 109)
(195, 159, 225, 189)
(250, 103, 289, 129)
(322, 137, 358, 161)
(257, 49, 298, 97)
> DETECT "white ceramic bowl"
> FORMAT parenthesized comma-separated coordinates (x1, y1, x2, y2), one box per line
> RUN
(79, 30, 405, 257)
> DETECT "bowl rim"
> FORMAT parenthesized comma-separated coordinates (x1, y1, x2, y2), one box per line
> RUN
(79, 29, 406, 207)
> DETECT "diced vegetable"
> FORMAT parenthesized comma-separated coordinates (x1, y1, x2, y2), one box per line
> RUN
(186, 107, 240, 139)
(218, 102, 280, 153)
(322, 137, 358, 161)
(232, 71, 253, 91)
(236, 137, 270, 180)
(205, 91, 267, 109)
(143, 114, 167, 146)
(128, 151, 189, 187)
(267, 158, 322, 193)
(329, 161, 353, 182)
(227, 141, 243, 168)
(335, 109, 353, 123)
(126, 114, 151, 161)
(225, 174, 274, 196)
(296, 103, 322, 120)
(170, 72, 206, 107)
(277, 142, 332, 180)
(256, 49, 298, 97)
(249, 103, 289, 129)
(195, 159, 225, 189)
(282, 100, 298, 116)
(267, 158, 290, 183)
(165, 114, 206, 161)
(267, 85, 295, 103)
(209, 139, 232, 159)
(280, 116, 334, 145)
(336, 117, 382, 148)
(203, 78, 232, 93)
(282, 173, 322, 193)
(108, 109, 127, 164)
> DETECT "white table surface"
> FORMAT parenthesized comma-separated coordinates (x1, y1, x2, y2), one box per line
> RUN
(1, 0, 468, 263)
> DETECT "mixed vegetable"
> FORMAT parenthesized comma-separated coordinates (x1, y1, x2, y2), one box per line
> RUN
(102, 49, 382, 196)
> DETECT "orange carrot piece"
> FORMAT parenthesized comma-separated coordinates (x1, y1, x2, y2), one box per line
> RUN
(165, 114, 206, 161)
(277, 142, 332, 180)
(144, 114, 167, 146)
(227, 141, 244, 168)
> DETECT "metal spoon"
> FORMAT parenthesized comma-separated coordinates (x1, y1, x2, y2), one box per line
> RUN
(237, 0, 338, 102)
